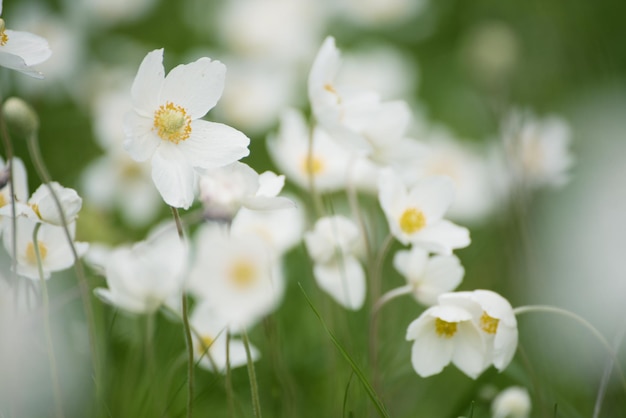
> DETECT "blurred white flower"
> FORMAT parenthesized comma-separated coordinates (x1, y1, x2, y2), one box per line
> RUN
(2, 217, 87, 280)
(491, 386, 531, 418)
(406, 302, 485, 378)
(334, 0, 428, 27)
(0, 156, 28, 232)
(393, 247, 464, 306)
(378, 169, 470, 254)
(198, 161, 293, 222)
(0, 0, 51, 78)
(304, 215, 366, 310)
(124, 48, 250, 209)
(94, 225, 187, 314)
(25, 182, 82, 226)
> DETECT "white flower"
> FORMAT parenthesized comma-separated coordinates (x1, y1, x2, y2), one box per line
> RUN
(406, 302, 486, 378)
(393, 247, 464, 306)
(491, 386, 531, 418)
(124, 48, 250, 209)
(94, 224, 187, 314)
(335, 0, 428, 27)
(440, 290, 518, 371)
(0, 1, 51, 78)
(304, 215, 366, 310)
(198, 161, 293, 222)
(2, 216, 87, 280)
(27, 182, 82, 225)
(0, 156, 28, 232)
(190, 302, 258, 373)
(378, 169, 470, 254)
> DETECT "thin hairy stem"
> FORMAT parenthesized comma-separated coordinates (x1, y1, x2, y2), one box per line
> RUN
(242, 329, 262, 418)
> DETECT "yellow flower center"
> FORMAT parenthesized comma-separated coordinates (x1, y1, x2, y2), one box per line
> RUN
(435, 318, 457, 338)
(399, 208, 426, 234)
(197, 335, 215, 356)
(26, 241, 48, 265)
(301, 155, 325, 176)
(153, 102, 192, 144)
(229, 259, 257, 288)
(30, 203, 42, 219)
(0, 19, 8, 46)
(0, 192, 6, 208)
(480, 312, 500, 334)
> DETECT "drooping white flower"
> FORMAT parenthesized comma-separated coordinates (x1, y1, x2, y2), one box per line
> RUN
(406, 302, 486, 378)
(0, 1, 51, 78)
(94, 224, 187, 314)
(304, 215, 366, 310)
(491, 386, 531, 418)
(378, 169, 470, 255)
(2, 216, 87, 280)
(124, 48, 250, 209)
(198, 161, 293, 222)
(190, 302, 258, 373)
(26, 182, 81, 226)
(393, 247, 464, 306)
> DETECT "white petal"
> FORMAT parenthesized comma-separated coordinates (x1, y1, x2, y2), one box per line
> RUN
(242, 196, 294, 211)
(393, 247, 428, 283)
(412, 220, 471, 255)
(160, 58, 226, 119)
(2, 30, 51, 66)
(451, 321, 487, 379)
(421, 255, 464, 295)
(256, 172, 285, 197)
(492, 325, 518, 371)
(410, 325, 454, 377)
(0, 51, 43, 78)
(408, 176, 455, 222)
(313, 257, 366, 310)
(123, 112, 160, 162)
(179, 120, 250, 169)
(131, 49, 164, 115)
(151, 143, 196, 209)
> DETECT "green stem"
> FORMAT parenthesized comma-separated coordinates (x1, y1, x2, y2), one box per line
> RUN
(33, 223, 65, 418)
(225, 331, 236, 418)
(242, 329, 262, 418)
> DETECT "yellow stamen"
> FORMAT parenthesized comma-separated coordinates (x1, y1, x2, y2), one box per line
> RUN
(229, 260, 257, 288)
(0, 193, 6, 208)
(301, 155, 325, 176)
(0, 19, 8, 46)
(153, 102, 192, 144)
(399, 208, 426, 234)
(26, 241, 47, 265)
(435, 318, 457, 338)
(480, 312, 500, 334)
(197, 336, 215, 355)
(30, 203, 42, 219)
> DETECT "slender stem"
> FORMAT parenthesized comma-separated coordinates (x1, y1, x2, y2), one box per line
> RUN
(170, 207, 185, 240)
(372, 285, 413, 316)
(225, 331, 236, 418)
(514, 305, 626, 394)
(242, 329, 262, 418)
(593, 319, 626, 418)
(33, 223, 65, 418)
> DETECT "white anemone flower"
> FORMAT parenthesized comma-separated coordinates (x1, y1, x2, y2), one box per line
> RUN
(2, 216, 87, 280)
(198, 161, 294, 222)
(491, 386, 531, 418)
(0, 1, 51, 78)
(190, 302, 258, 373)
(94, 225, 187, 315)
(440, 290, 518, 371)
(27, 182, 81, 225)
(304, 215, 366, 310)
(0, 156, 28, 231)
(378, 169, 470, 255)
(393, 247, 464, 306)
(406, 302, 486, 378)
(124, 48, 250, 209)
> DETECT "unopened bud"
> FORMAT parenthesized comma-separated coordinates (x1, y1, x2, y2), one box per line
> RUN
(2, 97, 39, 138)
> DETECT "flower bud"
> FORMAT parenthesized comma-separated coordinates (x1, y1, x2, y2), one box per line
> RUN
(2, 97, 39, 138)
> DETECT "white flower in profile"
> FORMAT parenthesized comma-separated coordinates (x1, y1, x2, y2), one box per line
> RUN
(190, 302, 258, 373)
(124, 48, 250, 209)
(2, 216, 87, 280)
(491, 386, 531, 418)
(188, 224, 284, 328)
(198, 161, 293, 222)
(378, 169, 470, 255)
(503, 110, 574, 189)
(393, 247, 464, 306)
(406, 302, 486, 378)
(94, 224, 187, 314)
(268, 108, 350, 193)
(26, 182, 82, 226)
(304, 215, 366, 310)
(0, 1, 51, 78)
(441, 290, 518, 371)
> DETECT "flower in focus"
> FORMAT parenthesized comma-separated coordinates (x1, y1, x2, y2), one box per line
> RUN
(378, 169, 470, 254)
(0, 1, 51, 78)
(124, 48, 250, 209)
(393, 246, 464, 306)
(406, 302, 485, 378)
(304, 215, 366, 310)
(491, 386, 531, 418)
(26, 182, 82, 226)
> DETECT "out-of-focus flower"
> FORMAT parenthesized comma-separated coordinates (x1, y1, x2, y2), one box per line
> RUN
(503, 110, 574, 190)
(94, 225, 187, 314)
(491, 386, 531, 418)
(198, 161, 293, 222)
(190, 302, 258, 373)
(304, 215, 366, 310)
(393, 247, 464, 306)
(2, 217, 87, 280)
(124, 48, 250, 209)
(65, 0, 158, 26)
(0, 157, 28, 232)
(268, 108, 350, 193)
(378, 169, 470, 254)
(406, 302, 485, 378)
(0, 0, 51, 78)
(333, 0, 428, 27)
